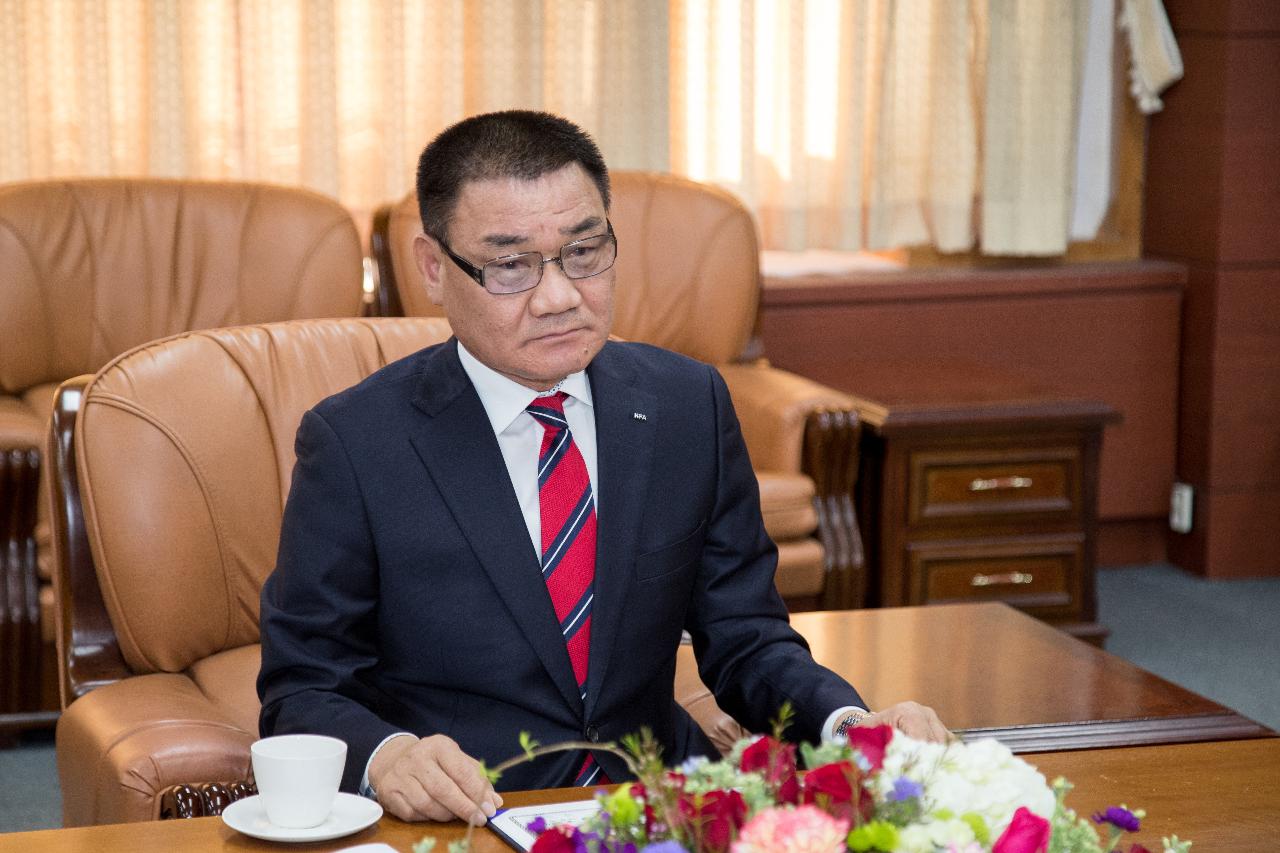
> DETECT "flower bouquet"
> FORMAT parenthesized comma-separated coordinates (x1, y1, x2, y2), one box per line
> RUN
(416, 710, 1192, 853)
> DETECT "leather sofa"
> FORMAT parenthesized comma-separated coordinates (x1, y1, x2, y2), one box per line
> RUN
(0, 178, 364, 732)
(370, 172, 866, 611)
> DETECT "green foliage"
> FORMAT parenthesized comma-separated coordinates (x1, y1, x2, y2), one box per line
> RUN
(800, 738, 853, 770)
(519, 731, 539, 759)
(1047, 778, 1104, 853)
(770, 701, 796, 740)
(446, 840, 470, 853)
(1163, 835, 1193, 852)
(411, 838, 437, 853)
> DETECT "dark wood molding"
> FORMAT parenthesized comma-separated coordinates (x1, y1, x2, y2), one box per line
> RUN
(0, 446, 44, 719)
(47, 377, 130, 706)
(802, 409, 865, 610)
(959, 711, 1273, 754)
(369, 203, 405, 318)
(159, 780, 257, 820)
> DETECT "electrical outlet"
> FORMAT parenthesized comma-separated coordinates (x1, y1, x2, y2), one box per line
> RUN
(1170, 482, 1194, 534)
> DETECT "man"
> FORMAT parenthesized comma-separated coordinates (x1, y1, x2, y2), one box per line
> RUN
(258, 111, 946, 827)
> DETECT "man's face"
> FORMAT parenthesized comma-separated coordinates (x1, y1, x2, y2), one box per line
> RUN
(414, 163, 615, 391)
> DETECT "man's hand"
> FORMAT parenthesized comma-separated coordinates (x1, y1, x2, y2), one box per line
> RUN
(862, 701, 950, 743)
(368, 734, 503, 824)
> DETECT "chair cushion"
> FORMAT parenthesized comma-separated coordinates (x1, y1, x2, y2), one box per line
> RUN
(757, 472, 817, 541)
(774, 539, 826, 600)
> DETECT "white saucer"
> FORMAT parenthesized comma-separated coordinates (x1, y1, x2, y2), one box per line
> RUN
(222, 793, 383, 842)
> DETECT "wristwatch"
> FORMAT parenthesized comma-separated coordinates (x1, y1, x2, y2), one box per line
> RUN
(833, 708, 874, 739)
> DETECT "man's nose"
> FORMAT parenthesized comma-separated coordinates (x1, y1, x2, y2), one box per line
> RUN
(528, 259, 583, 315)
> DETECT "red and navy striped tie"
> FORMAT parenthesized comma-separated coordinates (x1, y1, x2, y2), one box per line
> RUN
(528, 392, 606, 787)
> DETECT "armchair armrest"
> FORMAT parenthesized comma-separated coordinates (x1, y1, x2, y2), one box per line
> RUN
(719, 363, 865, 609)
(57, 671, 256, 825)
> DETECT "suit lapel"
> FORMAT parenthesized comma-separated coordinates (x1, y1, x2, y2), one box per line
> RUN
(408, 340, 583, 713)
(585, 343, 658, 715)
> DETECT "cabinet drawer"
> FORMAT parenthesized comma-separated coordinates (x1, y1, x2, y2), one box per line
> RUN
(907, 535, 1083, 617)
(909, 446, 1080, 525)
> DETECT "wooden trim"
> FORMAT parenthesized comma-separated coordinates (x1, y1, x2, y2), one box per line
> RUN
(762, 259, 1186, 308)
(802, 409, 866, 610)
(0, 447, 43, 716)
(959, 712, 1273, 754)
(47, 377, 130, 706)
(369, 203, 405, 318)
(159, 780, 256, 820)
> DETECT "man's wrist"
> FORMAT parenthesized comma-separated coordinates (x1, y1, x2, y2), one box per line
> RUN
(823, 706, 873, 744)
(361, 732, 417, 799)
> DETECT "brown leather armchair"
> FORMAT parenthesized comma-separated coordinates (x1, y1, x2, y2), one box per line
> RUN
(49, 318, 454, 825)
(0, 178, 364, 734)
(371, 172, 865, 612)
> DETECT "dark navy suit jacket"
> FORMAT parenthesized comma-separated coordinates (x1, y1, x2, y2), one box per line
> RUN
(257, 338, 863, 793)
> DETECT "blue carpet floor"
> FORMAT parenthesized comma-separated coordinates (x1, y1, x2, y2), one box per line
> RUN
(2, 563, 1276, 833)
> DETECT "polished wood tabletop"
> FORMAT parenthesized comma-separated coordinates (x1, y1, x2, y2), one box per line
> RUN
(5, 738, 1277, 852)
(776, 603, 1269, 751)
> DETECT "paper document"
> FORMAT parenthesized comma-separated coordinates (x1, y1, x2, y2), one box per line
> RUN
(487, 799, 603, 851)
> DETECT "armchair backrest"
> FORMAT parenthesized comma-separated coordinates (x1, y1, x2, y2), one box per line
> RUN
(49, 318, 453, 701)
(0, 178, 365, 397)
(372, 171, 761, 365)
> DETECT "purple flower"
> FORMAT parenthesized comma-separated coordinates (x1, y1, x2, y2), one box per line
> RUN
(890, 777, 923, 801)
(527, 817, 549, 834)
(640, 843, 690, 853)
(1092, 806, 1141, 832)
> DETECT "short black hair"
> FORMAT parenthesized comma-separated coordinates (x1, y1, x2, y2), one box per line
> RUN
(415, 111, 611, 242)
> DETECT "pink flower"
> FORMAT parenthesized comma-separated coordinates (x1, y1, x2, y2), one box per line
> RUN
(731, 805, 849, 853)
(992, 807, 1051, 853)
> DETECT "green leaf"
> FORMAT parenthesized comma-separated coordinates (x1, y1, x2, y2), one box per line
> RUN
(412, 838, 437, 853)
(519, 731, 539, 759)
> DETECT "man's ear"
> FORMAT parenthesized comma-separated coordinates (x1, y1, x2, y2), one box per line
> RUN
(414, 233, 446, 306)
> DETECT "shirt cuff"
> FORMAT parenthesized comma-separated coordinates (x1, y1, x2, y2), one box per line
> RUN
(822, 706, 871, 744)
(359, 732, 417, 799)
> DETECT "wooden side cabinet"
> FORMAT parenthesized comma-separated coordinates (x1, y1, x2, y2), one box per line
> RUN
(850, 376, 1120, 642)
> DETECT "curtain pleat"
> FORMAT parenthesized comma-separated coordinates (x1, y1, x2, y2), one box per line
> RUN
(0, 0, 1125, 256)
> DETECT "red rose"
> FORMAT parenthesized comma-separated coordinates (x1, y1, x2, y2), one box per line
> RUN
(1129, 846, 1154, 853)
(739, 736, 800, 804)
(993, 807, 1051, 853)
(529, 825, 579, 853)
(675, 788, 747, 853)
(802, 760, 874, 823)
(845, 724, 893, 772)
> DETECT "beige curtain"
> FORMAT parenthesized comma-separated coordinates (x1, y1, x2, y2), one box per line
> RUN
(0, 0, 669, 226)
(672, 0, 1089, 255)
(0, 0, 1099, 256)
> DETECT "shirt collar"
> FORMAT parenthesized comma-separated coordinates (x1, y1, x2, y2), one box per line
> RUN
(456, 340, 593, 436)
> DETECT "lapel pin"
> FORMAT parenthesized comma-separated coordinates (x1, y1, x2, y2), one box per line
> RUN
(632, 412, 647, 421)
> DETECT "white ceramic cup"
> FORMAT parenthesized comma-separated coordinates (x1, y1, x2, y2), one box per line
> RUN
(250, 734, 347, 828)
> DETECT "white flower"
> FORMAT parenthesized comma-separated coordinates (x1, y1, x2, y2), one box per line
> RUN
(875, 732, 1055, 839)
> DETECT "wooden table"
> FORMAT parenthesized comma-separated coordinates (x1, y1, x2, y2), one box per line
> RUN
(783, 603, 1268, 751)
(5, 738, 1276, 852)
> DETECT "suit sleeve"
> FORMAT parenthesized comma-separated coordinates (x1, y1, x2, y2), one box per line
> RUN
(257, 408, 404, 792)
(685, 366, 866, 741)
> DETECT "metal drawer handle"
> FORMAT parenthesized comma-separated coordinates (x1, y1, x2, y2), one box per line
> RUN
(971, 571, 1034, 587)
(969, 475, 1033, 492)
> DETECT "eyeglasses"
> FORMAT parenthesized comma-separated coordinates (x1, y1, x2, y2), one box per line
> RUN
(440, 221, 617, 295)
